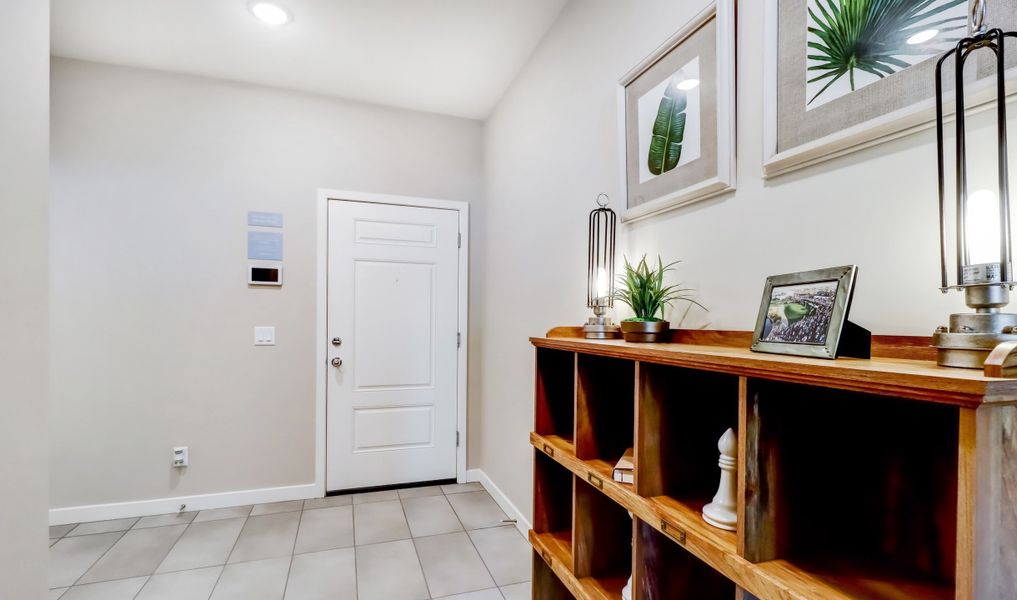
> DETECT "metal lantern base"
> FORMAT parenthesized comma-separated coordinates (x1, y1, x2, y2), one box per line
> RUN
(933, 317, 1017, 368)
(933, 285, 1017, 369)
(583, 316, 620, 339)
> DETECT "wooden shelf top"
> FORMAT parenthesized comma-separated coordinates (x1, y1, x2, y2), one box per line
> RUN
(531, 327, 1017, 407)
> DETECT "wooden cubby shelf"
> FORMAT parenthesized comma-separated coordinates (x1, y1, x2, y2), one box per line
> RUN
(635, 518, 735, 599)
(528, 328, 1017, 600)
(576, 354, 635, 464)
(636, 363, 739, 505)
(574, 474, 631, 597)
(533, 450, 573, 549)
(533, 547, 576, 600)
(742, 380, 958, 600)
(536, 348, 577, 446)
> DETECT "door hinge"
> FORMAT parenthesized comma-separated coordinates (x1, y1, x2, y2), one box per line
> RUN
(456, 431, 461, 447)
(457, 332, 461, 348)
(457, 232, 462, 248)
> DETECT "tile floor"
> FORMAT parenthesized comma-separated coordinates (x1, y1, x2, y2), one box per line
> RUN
(48, 483, 532, 600)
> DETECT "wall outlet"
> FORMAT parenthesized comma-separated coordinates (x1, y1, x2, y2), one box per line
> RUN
(173, 446, 189, 468)
(254, 326, 276, 346)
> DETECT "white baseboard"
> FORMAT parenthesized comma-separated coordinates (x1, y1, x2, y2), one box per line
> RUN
(466, 468, 531, 538)
(50, 483, 318, 526)
(52, 472, 527, 529)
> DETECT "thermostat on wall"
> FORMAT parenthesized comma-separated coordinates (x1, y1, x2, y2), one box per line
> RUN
(249, 265, 282, 286)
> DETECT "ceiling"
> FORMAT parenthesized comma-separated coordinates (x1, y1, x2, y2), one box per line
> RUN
(51, 0, 568, 120)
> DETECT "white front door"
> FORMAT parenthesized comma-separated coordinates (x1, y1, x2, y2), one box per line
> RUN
(326, 199, 461, 491)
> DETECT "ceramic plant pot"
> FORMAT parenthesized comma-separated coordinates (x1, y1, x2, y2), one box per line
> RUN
(620, 320, 670, 343)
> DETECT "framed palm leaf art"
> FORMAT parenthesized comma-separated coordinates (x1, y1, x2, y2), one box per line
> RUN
(764, 0, 1017, 177)
(618, 0, 736, 222)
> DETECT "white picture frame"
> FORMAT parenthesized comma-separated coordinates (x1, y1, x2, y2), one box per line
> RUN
(762, 0, 1017, 179)
(618, 0, 737, 223)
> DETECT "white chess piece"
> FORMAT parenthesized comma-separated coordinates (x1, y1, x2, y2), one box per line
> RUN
(702, 428, 738, 531)
(622, 511, 633, 600)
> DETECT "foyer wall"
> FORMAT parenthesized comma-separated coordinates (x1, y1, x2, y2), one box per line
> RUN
(477, 0, 1013, 520)
(50, 59, 483, 510)
(0, 0, 49, 596)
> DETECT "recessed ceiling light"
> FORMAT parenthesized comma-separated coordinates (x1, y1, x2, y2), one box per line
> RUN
(675, 78, 700, 91)
(907, 29, 939, 45)
(250, 2, 291, 26)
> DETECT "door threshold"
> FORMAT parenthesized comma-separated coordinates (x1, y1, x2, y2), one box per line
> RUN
(326, 478, 457, 497)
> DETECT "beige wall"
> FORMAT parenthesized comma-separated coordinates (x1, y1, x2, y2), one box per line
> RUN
(0, 0, 49, 597)
(50, 59, 483, 510)
(477, 0, 1014, 520)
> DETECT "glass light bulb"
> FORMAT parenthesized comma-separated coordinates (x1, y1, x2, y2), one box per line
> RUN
(907, 29, 939, 45)
(251, 2, 290, 25)
(596, 267, 610, 300)
(966, 189, 1001, 265)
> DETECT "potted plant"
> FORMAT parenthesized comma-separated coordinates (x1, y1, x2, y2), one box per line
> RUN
(614, 255, 703, 343)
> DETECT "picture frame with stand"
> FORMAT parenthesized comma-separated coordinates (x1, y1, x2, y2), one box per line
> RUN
(751, 265, 869, 359)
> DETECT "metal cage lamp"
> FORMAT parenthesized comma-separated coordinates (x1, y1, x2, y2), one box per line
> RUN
(583, 194, 620, 339)
(932, 0, 1017, 372)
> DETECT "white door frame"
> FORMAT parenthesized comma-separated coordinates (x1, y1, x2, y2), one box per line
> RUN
(315, 189, 469, 495)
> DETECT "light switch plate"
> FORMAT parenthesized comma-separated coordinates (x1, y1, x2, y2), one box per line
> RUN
(254, 326, 275, 346)
(173, 446, 188, 468)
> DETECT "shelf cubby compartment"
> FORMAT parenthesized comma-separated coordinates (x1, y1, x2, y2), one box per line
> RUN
(742, 380, 959, 600)
(576, 354, 634, 464)
(634, 518, 735, 599)
(533, 550, 576, 600)
(573, 474, 632, 598)
(536, 348, 576, 445)
(635, 363, 739, 507)
(534, 450, 574, 557)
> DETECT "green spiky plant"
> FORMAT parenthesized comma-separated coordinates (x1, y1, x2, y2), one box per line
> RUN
(808, 0, 967, 105)
(613, 255, 704, 322)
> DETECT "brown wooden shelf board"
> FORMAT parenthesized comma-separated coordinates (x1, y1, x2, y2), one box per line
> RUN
(543, 327, 939, 362)
(531, 431, 955, 600)
(530, 530, 624, 600)
(544, 529, 573, 562)
(535, 434, 574, 458)
(531, 335, 1017, 406)
(533, 432, 736, 555)
(781, 558, 955, 600)
(649, 494, 736, 554)
(583, 576, 627, 600)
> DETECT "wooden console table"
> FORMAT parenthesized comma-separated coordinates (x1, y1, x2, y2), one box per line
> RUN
(528, 327, 1017, 600)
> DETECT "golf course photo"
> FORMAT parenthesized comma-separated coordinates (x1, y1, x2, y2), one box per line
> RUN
(762, 280, 838, 344)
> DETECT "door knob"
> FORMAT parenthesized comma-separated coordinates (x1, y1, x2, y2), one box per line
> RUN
(331, 357, 343, 368)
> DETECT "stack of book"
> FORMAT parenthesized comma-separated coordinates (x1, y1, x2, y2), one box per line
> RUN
(613, 448, 634, 484)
